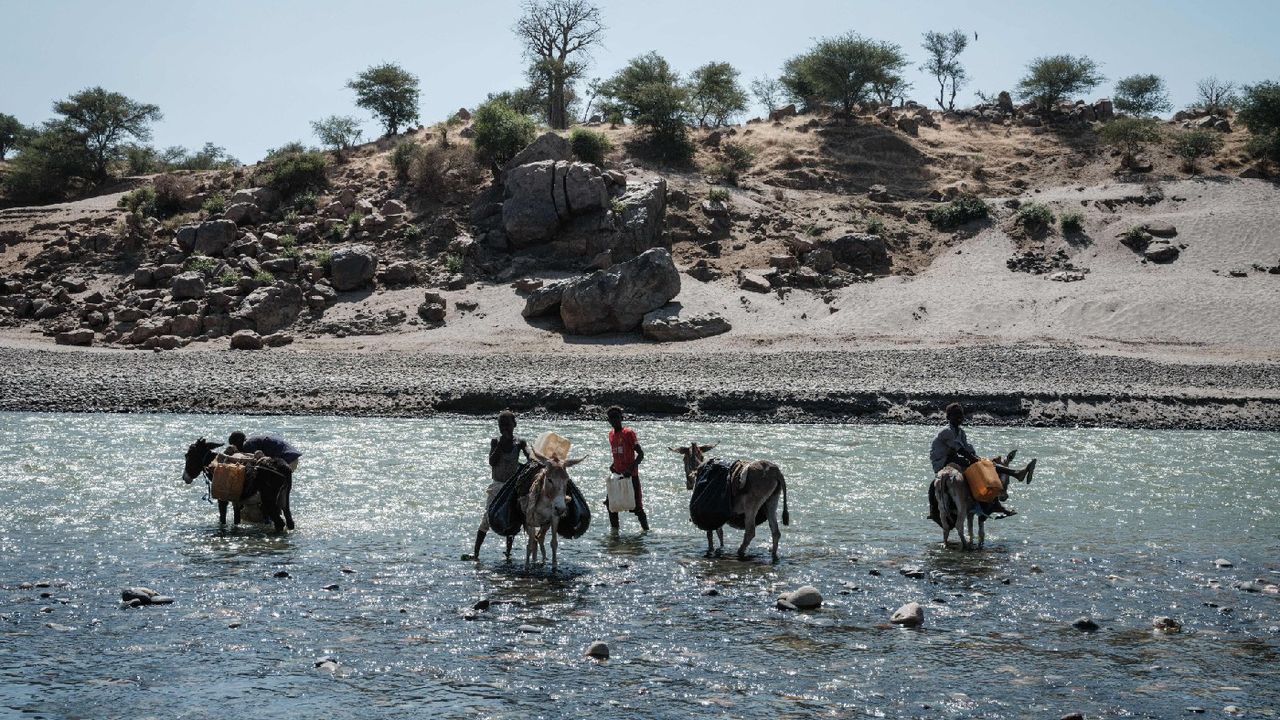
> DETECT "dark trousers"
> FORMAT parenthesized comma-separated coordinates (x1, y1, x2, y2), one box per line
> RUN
(607, 474, 648, 530)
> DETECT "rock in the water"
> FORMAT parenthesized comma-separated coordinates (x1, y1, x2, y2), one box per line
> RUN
(232, 282, 304, 334)
(1072, 616, 1100, 632)
(640, 305, 731, 342)
(899, 567, 925, 579)
(229, 329, 263, 350)
(585, 641, 610, 659)
(1214, 558, 1234, 568)
(517, 624, 543, 634)
(775, 599, 798, 612)
(329, 244, 378, 291)
(559, 248, 680, 335)
(784, 585, 823, 610)
(1152, 616, 1182, 633)
(890, 602, 924, 626)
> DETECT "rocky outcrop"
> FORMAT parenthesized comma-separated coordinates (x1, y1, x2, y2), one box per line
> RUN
(826, 233, 891, 274)
(504, 132, 572, 171)
(559, 248, 681, 335)
(329, 244, 377, 291)
(170, 272, 206, 300)
(193, 220, 238, 257)
(608, 176, 667, 260)
(502, 160, 608, 247)
(232, 282, 304, 334)
(641, 305, 731, 342)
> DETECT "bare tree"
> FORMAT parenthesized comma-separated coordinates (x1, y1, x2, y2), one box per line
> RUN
(750, 76, 785, 115)
(1195, 76, 1238, 115)
(921, 30, 969, 111)
(513, 0, 605, 130)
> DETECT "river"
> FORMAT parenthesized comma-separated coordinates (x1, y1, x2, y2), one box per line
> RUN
(1, 412, 1277, 719)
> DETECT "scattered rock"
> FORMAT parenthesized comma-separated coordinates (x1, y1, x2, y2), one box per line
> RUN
(194, 220, 238, 257)
(737, 271, 771, 293)
(640, 305, 731, 342)
(329, 244, 378, 291)
(775, 598, 798, 612)
(229, 329, 263, 350)
(1151, 616, 1181, 633)
(170, 272, 207, 300)
(825, 233, 891, 275)
(559, 248, 681, 335)
(517, 624, 543, 634)
(890, 602, 924, 627)
(55, 329, 94, 346)
(511, 278, 544, 293)
(522, 282, 565, 318)
(769, 104, 797, 121)
(782, 585, 823, 609)
(1143, 221, 1177, 238)
(232, 282, 304, 334)
(585, 641, 610, 659)
(1144, 241, 1180, 263)
(899, 567, 925, 579)
(1214, 558, 1234, 569)
(274, 570, 291, 578)
(322, 584, 339, 591)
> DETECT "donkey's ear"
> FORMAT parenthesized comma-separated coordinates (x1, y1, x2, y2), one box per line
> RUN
(563, 456, 587, 468)
(698, 444, 716, 453)
(530, 449, 549, 466)
(668, 446, 688, 455)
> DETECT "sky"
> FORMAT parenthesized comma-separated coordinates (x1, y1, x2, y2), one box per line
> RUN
(3, 0, 1278, 163)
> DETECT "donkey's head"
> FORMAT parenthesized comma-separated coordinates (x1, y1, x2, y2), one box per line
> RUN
(183, 437, 222, 484)
(531, 450, 584, 517)
(669, 442, 717, 490)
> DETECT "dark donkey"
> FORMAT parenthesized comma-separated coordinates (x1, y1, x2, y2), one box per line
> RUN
(183, 437, 295, 532)
(671, 442, 790, 562)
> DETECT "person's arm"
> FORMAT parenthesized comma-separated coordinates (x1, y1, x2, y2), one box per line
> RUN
(488, 438, 501, 468)
(631, 442, 644, 475)
(518, 438, 532, 462)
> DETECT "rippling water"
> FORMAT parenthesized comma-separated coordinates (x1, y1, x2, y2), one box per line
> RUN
(1, 412, 1278, 719)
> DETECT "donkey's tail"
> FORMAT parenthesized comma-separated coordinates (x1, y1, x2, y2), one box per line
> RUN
(780, 474, 790, 526)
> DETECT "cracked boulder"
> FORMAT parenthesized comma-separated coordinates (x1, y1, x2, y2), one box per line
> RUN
(559, 248, 680, 335)
(502, 160, 608, 248)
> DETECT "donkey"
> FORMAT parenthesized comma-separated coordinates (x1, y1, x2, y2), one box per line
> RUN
(932, 450, 1022, 550)
(518, 451, 584, 571)
(183, 437, 295, 532)
(670, 442, 790, 562)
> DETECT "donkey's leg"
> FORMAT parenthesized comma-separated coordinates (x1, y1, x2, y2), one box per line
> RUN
(281, 482, 294, 530)
(977, 516, 986, 549)
(550, 528, 559, 572)
(705, 530, 715, 556)
(766, 492, 782, 563)
(737, 502, 761, 559)
(715, 528, 724, 551)
(218, 500, 228, 526)
(524, 526, 536, 569)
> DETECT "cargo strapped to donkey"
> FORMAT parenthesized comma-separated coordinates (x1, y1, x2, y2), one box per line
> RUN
(485, 463, 590, 539)
(963, 458, 1003, 503)
(209, 462, 247, 501)
(690, 459, 767, 532)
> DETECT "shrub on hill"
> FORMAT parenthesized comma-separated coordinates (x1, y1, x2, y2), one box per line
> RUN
(926, 196, 988, 230)
(1016, 55, 1104, 111)
(1099, 117, 1161, 167)
(255, 142, 328, 197)
(1016, 202, 1055, 231)
(568, 127, 611, 166)
(598, 52, 693, 163)
(471, 99, 537, 170)
(1170, 130, 1224, 173)
(1238, 80, 1280, 161)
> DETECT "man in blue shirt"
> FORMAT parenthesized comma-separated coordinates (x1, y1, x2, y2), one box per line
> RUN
(228, 431, 303, 471)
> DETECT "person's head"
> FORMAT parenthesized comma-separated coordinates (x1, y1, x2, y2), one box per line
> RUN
(606, 405, 623, 428)
(497, 409, 516, 435)
(227, 431, 246, 449)
(945, 403, 964, 426)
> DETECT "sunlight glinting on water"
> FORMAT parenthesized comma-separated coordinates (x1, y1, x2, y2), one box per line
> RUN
(1, 412, 1277, 718)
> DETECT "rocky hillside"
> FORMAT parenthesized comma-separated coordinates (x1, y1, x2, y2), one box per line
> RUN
(0, 99, 1272, 352)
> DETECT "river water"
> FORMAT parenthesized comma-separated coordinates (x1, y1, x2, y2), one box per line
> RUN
(1, 412, 1277, 719)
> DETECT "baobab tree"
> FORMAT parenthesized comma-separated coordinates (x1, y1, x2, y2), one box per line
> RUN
(513, 0, 606, 129)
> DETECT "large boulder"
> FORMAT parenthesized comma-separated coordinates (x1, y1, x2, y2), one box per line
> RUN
(329, 244, 378, 291)
(641, 305, 731, 342)
(229, 187, 281, 211)
(826, 233, 891, 274)
(769, 104, 797, 121)
(504, 132, 572, 171)
(232, 282, 304, 334)
(229, 329, 263, 350)
(502, 160, 608, 247)
(609, 176, 667, 260)
(522, 282, 567, 319)
(169, 272, 206, 300)
(559, 248, 681, 335)
(194, 220, 238, 257)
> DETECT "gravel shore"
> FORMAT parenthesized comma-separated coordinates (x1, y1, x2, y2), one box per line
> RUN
(3, 346, 1278, 429)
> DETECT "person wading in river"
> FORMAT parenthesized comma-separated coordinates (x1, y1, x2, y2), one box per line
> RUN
(928, 403, 1036, 523)
(606, 406, 649, 532)
(474, 410, 532, 560)
(227, 431, 302, 471)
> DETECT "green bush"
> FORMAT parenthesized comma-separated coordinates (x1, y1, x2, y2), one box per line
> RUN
(472, 100, 537, 168)
(4, 122, 93, 203)
(410, 142, 484, 200)
(779, 33, 908, 114)
(184, 255, 217, 274)
(1170, 130, 1225, 172)
(711, 141, 755, 184)
(255, 142, 328, 197)
(346, 211, 365, 231)
(569, 128, 611, 166)
(151, 174, 189, 217)
(707, 187, 731, 202)
(926, 196, 989, 229)
(280, 233, 298, 249)
(444, 253, 464, 273)
(687, 61, 749, 127)
(347, 62, 420, 136)
(1099, 117, 1161, 166)
(1237, 80, 1280, 161)
(1122, 226, 1148, 246)
(598, 52, 694, 162)
(315, 250, 333, 269)
(118, 186, 156, 215)
(1016, 202, 1055, 229)
(1060, 211, 1084, 233)
(201, 192, 226, 217)
(253, 270, 275, 284)
(1113, 74, 1171, 117)
(865, 216, 885, 234)
(390, 139, 421, 182)
(311, 115, 364, 153)
(292, 190, 318, 214)
(216, 270, 239, 287)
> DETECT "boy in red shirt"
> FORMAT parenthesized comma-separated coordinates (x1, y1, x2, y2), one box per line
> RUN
(607, 406, 649, 532)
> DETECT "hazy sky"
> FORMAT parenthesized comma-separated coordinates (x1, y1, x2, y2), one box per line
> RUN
(4, 0, 1278, 163)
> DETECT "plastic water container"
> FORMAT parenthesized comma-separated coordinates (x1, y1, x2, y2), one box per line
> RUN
(963, 458, 1003, 503)
(533, 431, 571, 462)
(606, 473, 636, 512)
